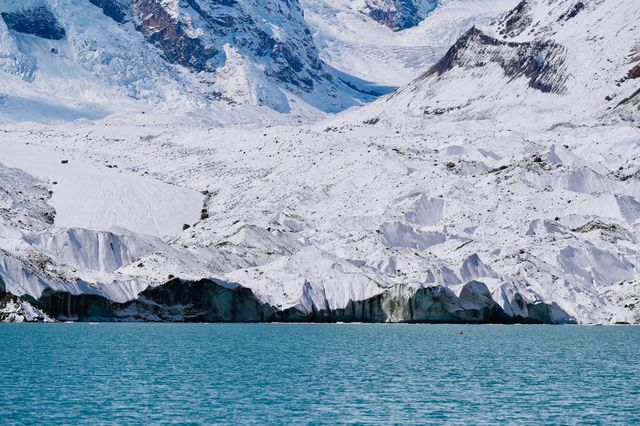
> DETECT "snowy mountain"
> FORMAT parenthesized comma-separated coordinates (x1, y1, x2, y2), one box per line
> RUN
(0, 0, 639, 323)
(0, 0, 384, 121)
(365, 0, 640, 123)
(300, 0, 517, 86)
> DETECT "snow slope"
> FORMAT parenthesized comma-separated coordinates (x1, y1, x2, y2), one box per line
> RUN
(0, 137, 202, 236)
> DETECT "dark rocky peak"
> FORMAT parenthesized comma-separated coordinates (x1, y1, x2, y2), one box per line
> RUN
(497, 0, 592, 39)
(365, 0, 419, 31)
(496, 0, 532, 38)
(364, 0, 437, 32)
(558, 1, 585, 22)
(422, 27, 567, 94)
(629, 43, 640, 80)
(1, 5, 65, 40)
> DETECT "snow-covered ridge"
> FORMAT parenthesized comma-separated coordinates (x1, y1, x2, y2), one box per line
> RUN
(300, 0, 518, 87)
(423, 27, 567, 94)
(359, 0, 640, 124)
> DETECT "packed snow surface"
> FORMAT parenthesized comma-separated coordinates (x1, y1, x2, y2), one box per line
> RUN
(1, 138, 202, 236)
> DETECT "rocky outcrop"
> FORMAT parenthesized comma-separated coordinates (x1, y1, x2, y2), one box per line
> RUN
(366, 0, 418, 31)
(0, 5, 65, 40)
(558, 2, 585, 22)
(133, 0, 219, 72)
(0, 280, 51, 322)
(364, 0, 437, 31)
(423, 27, 567, 94)
(497, 0, 531, 38)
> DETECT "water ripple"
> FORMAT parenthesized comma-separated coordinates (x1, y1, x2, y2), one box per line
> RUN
(0, 324, 638, 425)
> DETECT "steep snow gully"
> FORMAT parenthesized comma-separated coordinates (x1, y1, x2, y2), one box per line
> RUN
(0, 0, 639, 323)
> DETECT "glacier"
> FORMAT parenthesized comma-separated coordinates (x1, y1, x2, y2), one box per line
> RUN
(0, 0, 638, 323)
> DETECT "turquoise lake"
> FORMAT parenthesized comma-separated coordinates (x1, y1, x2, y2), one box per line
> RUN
(0, 324, 638, 424)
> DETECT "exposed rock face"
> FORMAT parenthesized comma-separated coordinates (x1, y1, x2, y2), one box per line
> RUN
(0, 5, 65, 40)
(616, 87, 640, 110)
(497, 0, 531, 38)
(619, 44, 640, 110)
(424, 27, 567, 94)
(366, 0, 419, 31)
(130, 0, 329, 92)
(89, 0, 129, 23)
(369, 0, 639, 122)
(31, 278, 572, 324)
(558, 1, 584, 22)
(364, 0, 437, 31)
(133, 0, 219, 72)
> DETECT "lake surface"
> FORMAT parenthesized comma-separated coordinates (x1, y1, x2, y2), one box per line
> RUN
(0, 324, 638, 424)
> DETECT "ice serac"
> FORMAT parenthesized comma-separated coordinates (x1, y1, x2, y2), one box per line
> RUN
(130, 0, 332, 91)
(0, 0, 639, 325)
(31, 278, 571, 323)
(36, 279, 275, 322)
